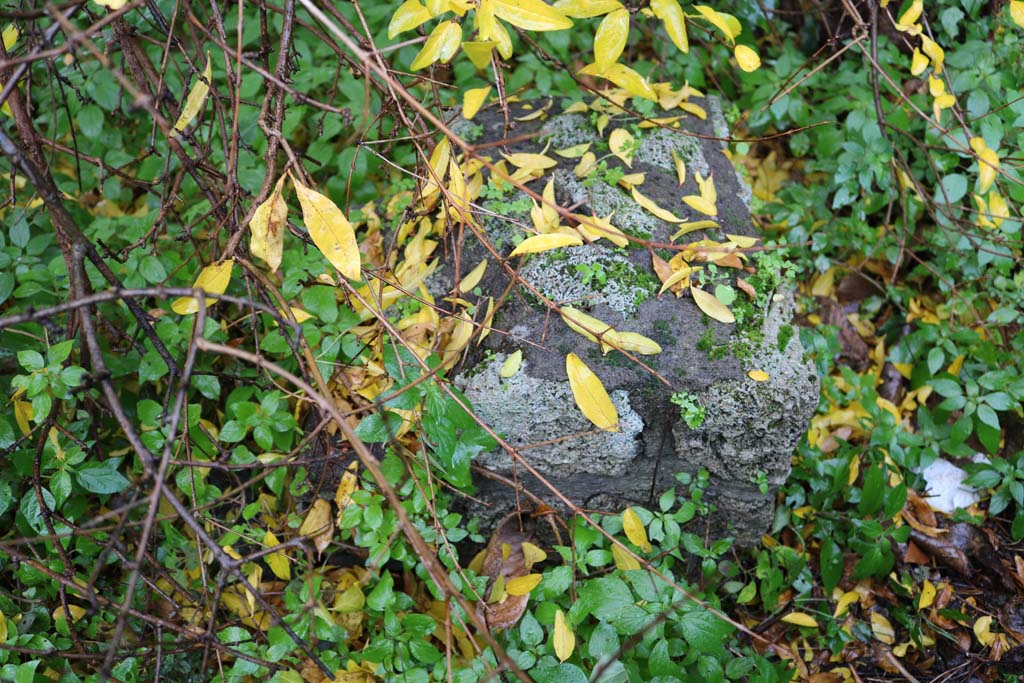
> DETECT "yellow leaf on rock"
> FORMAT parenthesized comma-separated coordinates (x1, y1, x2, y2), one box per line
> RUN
(170, 53, 212, 138)
(734, 44, 761, 72)
(456, 258, 488, 293)
(608, 128, 635, 167)
(410, 20, 462, 71)
(561, 307, 616, 352)
(632, 186, 682, 222)
(671, 149, 687, 185)
(781, 612, 819, 628)
(611, 544, 641, 570)
(493, 0, 573, 31)
(594, 9, 629, 71)
(292, 176, 361, 281)
(463, 86, 491, 120)
(622, 507, 651, 552)
(747, 369, 769, 382)
(573, 213, 629, 247)
(597, 62, 657, 101)
(613, 331, 662, 355)
(566, 352, 619, 432)
(690, 284, 735, 324)
(250, 174, 288, 272)
(299, 499, 333, 556)
(553, 609, 575, 661)
(263, 530, 291, 581)
(172, 259, 234, 314)
(509, 232, 582, 256)
(388, 0, 432, 38)
(555, 143, 591, 158)
(871, 611, 895, 644)
(502, 150, 558, 171)
(670, 220, 719, 241)
(553, 0, 622, 18)
(658, 265, 698, 295)
(506, 573, 543, 595)
(500, 350, 523, 377)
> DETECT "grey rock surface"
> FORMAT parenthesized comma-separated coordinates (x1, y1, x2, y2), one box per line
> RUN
(446, 97, 818, 545)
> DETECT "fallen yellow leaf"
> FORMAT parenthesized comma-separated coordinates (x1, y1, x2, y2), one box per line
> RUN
(566, 352, 619, 432)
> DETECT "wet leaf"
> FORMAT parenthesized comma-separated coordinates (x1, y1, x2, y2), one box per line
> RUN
(170, 53, 212, 138)
(509, 232, 582, 256)
(500, 350, 523, 377)
(690, 284, 735, 324)
(553, 608, 575, 661)
(292, 175, 361, 280)
(172, 259, 234, 314)
(622, 507, 652, 552)
(566, 352, 619, 432)
(249, 174, 288, 272)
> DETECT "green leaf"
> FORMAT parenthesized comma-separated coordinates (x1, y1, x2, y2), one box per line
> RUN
(48, 340, 75, 365)
(678, 607, 733, 655)
(17, 350, 44, 372)
(354, 410, 404, 443)
(76, 459, 130, 494)
(930, 378, 963, 398)
(858, 465, 885, 516)
(531, 664, 588, 683)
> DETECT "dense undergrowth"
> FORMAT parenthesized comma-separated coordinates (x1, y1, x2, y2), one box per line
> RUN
(0, 1, 1022, 682)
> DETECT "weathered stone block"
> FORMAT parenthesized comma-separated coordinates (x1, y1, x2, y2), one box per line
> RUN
(447, 97, 818, 545)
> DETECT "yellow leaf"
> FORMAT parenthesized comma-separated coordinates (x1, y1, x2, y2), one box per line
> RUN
(299, 499, 333, 556)
(561, 307, 616, 352)
(611, 544, 641, 570)
(462, 40, 496, 69)
(52, 604, 87, 624)
(502, 151, 558, 171)
(94, 0, 128, 9)
(1012, 1, 1024, 28)
(970, 136, 999, 194)
(608, 128, 635, 167)
(493, 0, 573, 31)
(651, 0, 688, 53)
(918, 579, 936, 610)
(622, 507, 652, 552)
(631, 186, 682, 222)
(488, 573, 507, 603)
(657, 265, 698, 295)
(0, 609, 7, 643)
(334, 461, 359, 523)
(591, 62, 657, 101)
(506, 573, 543, 595)
(612, 331, 661, 355)
(693, 5, 736, 43)
(725, 233, 757, 248)
(500, 350, 523, 377)
(463, 85, 491, 120)
(682, 194, 717, 217)
(333, 583, 366, 613)
(456, 258, 488, 293)
(910, 47, 929, 76)
(478, 0, 497, 39)
(172, 259, 234, 314)
(898, 0, 922, 27)
(594, 9, 629, 71)
(410, 20, 462, 71)
(553, 609, 575, 662)
(521, 541, 547, 567)
(747, 369, 769, 382)
(3, 24, 18, 50)
(492, 19, 514, 58)
(249, 174, 288, 272)
(781, 612, 819, 628)
(833, 590, 859, 617)
(555, 143, 591, 158)
(573, 214, 628, 248)
(671, 149, 687, 185)
(690, 284, 735, 324)
(871, 612, 895, 644)
(388, 0, 432, 38)
(574, 151, 597, 178)
(263, 530, 291, 581)
(553, 0, 622, 18)
(566, 352, 619, 432)
(170, 53, 212, 138)
(509, 232, 582, 257)
(974, 615, 997, 647)
(13, 399, 32, 435)
(920, 35, 944, 74)
(670, 220, 719, 241)
(733, 44, 760, 72)
(292, 176, 362, 280)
